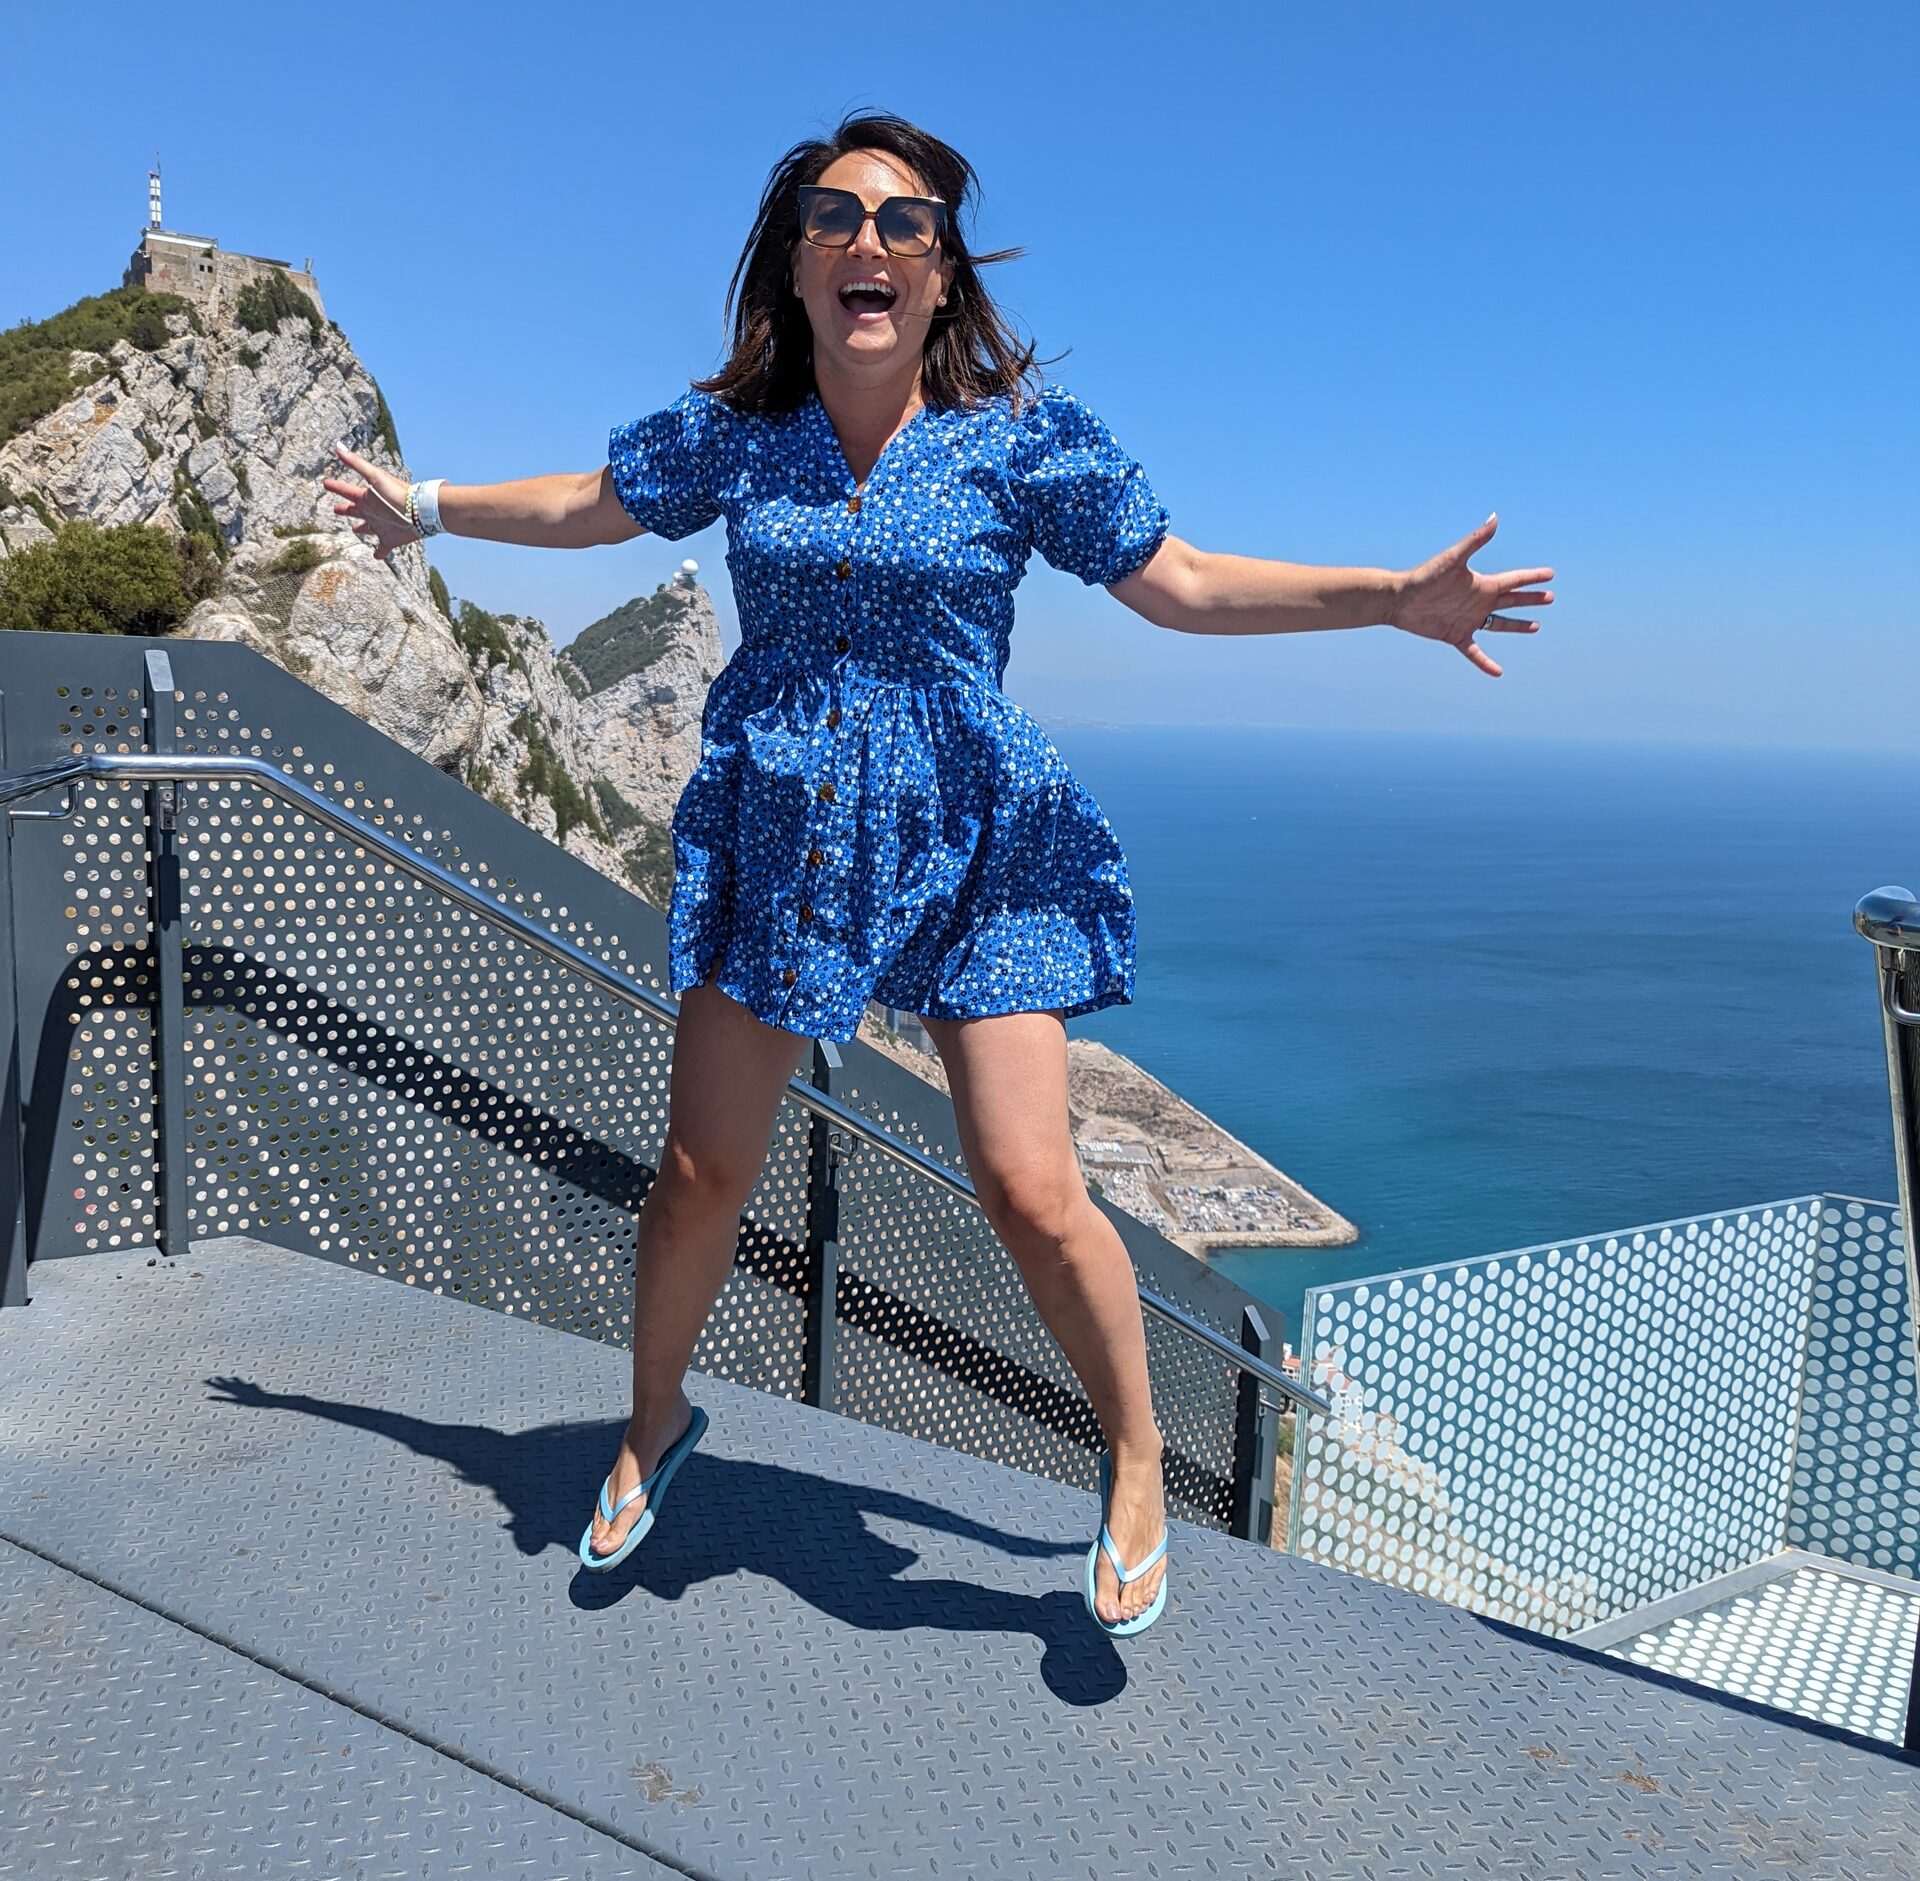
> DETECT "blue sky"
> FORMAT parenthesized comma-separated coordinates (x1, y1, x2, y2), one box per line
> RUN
(7, 2, 1914, 750)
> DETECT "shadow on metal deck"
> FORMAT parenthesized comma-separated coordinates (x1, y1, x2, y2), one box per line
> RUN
(6, 1237, 1920, 1879)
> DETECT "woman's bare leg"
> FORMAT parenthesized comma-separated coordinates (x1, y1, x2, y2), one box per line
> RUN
(586, 967, 813, 1558)
(918, 1007, 1167, 1626)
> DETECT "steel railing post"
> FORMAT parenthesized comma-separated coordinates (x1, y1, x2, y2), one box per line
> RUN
(143, 651, 190, 1262)
(1856, 890, 1920, 1416)
(801, 1037, 845, 1410)
(1231, 1302, 1283, 1543)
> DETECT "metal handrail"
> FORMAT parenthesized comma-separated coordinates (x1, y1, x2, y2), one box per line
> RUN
(2, 751, 1330, 1416)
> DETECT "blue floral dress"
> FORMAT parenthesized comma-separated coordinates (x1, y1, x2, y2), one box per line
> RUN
(607, 380, 1171, 1044)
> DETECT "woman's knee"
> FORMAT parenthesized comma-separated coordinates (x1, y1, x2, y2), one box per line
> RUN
(653, 1125, 764, 1222)
(974, 1162, 1088, 1251)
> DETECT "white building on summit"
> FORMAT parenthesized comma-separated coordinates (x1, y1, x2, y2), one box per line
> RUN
(122, 163, 326, 325)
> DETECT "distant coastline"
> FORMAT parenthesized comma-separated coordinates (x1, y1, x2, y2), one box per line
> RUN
(855, 1012, 1357, 1254)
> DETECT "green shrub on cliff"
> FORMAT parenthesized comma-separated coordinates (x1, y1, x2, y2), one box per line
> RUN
(512, 709, 605, 844)
(371, 379, 401, 458)
(234, 269, 322, 342)
(266, 536, 328, 576)
(0, 519, 217, 636)
(171, 464, 227, 569)
(564, 584, 691, 693)
(0, 285, 198, 447)
(454, 598, 513, 671)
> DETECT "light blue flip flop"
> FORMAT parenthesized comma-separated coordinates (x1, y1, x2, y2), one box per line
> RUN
(1084, 1448, 1169, 1637)
(578, 1404, 709, 1572)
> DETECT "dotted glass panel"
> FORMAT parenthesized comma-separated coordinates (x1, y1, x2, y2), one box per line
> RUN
(1289, 1201, 1823, 1633)
(1789, 1200, 1920, 1578)
(1606, 1563, 1920, 1746)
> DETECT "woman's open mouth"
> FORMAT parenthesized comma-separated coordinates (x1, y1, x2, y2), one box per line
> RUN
(837, 279, 898, 322)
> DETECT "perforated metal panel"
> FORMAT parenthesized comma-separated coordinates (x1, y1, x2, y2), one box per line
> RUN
(32, 688, 158, 1256)
(1603, 1559, 1920, 1746)
(1289, 1199, 1825, 1632)
(829, 1063, 1251, 1524)
(1790, 1199, 1920, 1577)
(2, 630, 1271, 1531)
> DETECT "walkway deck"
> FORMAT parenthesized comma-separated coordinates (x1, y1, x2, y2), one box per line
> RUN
(5, 1238, 1919, 1879)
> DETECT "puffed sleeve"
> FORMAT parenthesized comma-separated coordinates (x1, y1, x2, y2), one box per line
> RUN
(1015, 383, 1170, 586)
(607, 386, 726, 539)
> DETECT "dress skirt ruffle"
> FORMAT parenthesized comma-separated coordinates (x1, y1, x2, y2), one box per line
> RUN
(666, 651, 1136, 1043)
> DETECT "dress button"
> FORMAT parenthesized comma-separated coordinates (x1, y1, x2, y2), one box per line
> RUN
(808, 846, 824, 866)
(834, 633, 850, 653)
(817, 781, 836, 803)
(781, 967, 798, 987)
(798, 902, 813, 922)
(847, 495, 862, 514)
(826, 706, 841, 728)
(834, 559, 852, 579)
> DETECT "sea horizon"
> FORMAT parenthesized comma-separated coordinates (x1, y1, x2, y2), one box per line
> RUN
(1043, 718, 1920, 1345)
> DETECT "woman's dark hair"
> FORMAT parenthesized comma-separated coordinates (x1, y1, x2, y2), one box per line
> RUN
(694, 110, 1053, 417)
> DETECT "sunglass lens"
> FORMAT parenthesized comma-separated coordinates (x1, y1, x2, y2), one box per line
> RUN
(802, 190, 863, 247)
(878, 200, 939, 257)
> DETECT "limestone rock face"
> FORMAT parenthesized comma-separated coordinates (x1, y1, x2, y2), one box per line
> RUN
(571, 583, 725, 833)
(0, 279, 719, 908)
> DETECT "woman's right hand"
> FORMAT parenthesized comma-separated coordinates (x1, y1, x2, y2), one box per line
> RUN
(323, 445, 418, 561)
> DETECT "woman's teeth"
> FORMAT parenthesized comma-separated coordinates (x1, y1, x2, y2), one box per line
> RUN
(838, 282, 897, 316)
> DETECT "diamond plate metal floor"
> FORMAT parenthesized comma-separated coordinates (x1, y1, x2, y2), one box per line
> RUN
(0, 1537, 670, 1878)
(5, 1238, 1920, 1880)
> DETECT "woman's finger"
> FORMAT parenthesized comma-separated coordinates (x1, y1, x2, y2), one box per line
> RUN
(1462, 639, 1503, 677)
(1492, 589, 1554, 609)
(321, 476, 363, 500)
(1487, 565, 1554, 588)
(1445, 514, 1499, 564)
(1480, 613, 1541, 633)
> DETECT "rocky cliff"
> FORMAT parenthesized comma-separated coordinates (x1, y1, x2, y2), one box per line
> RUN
(0, 280, 719, 907)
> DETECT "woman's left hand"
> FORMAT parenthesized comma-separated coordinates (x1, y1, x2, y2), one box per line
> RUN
(1389, 514, 1555, 678)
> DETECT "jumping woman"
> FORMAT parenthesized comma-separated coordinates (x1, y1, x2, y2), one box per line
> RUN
(324, 108, 1554, 1638)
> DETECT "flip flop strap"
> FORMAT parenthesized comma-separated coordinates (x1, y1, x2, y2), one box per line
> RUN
(601, 1442, 682, 1521)
(1101, 1524, 1168, 1582)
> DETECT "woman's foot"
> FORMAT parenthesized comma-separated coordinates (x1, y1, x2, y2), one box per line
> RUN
(587, 1388, 697, 1559)
(1093, 1439, 1167, 1626)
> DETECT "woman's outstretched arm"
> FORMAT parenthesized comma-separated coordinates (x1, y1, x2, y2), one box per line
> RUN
(322, 446, 645, 556)
(1109, 515, 1554, 679)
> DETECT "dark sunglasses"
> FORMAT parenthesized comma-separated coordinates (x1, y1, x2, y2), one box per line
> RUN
(796, 184, 948, 259)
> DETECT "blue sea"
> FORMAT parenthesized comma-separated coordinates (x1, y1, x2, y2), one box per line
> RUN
(1055, 723, 1920, 1346)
